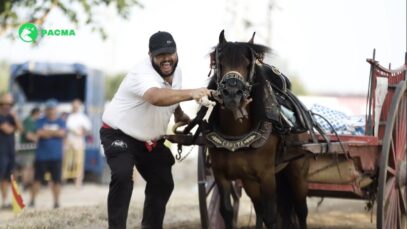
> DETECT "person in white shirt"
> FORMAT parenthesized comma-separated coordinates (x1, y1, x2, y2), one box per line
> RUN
(100, 31, 211, 229)
(64, 99, 91, 188)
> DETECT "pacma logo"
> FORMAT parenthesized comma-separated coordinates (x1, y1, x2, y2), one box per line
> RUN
(18, 23, 76, 43)
(41, 29, 76, 36)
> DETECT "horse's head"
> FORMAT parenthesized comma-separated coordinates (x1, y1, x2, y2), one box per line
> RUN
(211, 30, 270, 121)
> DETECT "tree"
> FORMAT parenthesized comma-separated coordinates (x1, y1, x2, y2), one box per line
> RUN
(105, 73, 125, 101)
(289, 74, 308, 95)
(0, 61, 10, 94)
(0, 0, 142, 40)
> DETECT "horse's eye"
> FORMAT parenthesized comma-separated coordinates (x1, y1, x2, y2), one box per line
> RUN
(236, 90, 243, 96)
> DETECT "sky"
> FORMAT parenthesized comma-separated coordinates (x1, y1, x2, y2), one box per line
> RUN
(0, 0, 405, 95)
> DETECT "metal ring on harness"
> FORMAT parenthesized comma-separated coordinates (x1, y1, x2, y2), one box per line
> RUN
(217, 71, 252, 100)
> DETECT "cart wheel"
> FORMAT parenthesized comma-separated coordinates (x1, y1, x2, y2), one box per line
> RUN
(377, 81, 407, 229)
(198, 146, 242, 229)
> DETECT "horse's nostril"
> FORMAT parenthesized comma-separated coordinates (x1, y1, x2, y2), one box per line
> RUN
(222, 89, 230, 96)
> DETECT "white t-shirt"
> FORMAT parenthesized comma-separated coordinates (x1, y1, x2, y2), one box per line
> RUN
(102, 58, 182, 141)
(66, 112, 92, 149)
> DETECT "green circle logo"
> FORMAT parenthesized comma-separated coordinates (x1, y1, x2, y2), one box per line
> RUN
(18, 23, 38, 43)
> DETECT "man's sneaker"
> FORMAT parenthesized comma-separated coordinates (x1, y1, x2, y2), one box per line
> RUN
(53, 203, 60, 209)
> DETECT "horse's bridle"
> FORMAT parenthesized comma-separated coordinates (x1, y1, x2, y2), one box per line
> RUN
(213, 44, 257, 104)
(204, 45, 274, 151)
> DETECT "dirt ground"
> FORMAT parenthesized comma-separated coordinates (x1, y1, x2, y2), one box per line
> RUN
(0, 156, 376, 229)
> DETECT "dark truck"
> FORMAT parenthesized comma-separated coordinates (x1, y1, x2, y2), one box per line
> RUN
(9, 62, 108, 183)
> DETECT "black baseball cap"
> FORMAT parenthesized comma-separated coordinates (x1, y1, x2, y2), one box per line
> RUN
(149, 31, 177, 56)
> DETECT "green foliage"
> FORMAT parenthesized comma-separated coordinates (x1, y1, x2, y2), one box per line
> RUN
(0, 61, 10, 94)
(0, 0, 142, 40)
(289, 74, 308, 95)
(105, 73, 125, 101)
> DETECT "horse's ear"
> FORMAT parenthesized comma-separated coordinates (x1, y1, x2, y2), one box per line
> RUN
(219, 30, 227, 44)
(248, 32, 256, 44)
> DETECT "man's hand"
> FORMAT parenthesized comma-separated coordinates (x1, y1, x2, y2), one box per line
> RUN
(190, 88, 212, 102)
(175, 112, 191, 124)
(174, 106, 191, 124)
(173, 106, 191, 134)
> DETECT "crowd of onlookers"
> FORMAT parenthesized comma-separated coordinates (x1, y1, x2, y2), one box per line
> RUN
(0, 93, 91, 209)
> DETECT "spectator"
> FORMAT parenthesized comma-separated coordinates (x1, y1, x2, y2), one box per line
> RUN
(30, 99, 66, 209)
(0, 93, 23, 209)
(19, 107, 41, 189)
(63, 99, 91, 188)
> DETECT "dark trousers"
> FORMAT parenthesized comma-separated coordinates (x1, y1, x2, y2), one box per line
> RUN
(100, 128, 175, 229)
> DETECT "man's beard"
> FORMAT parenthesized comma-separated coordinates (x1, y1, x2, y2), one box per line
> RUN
(151, 59, 178, 78)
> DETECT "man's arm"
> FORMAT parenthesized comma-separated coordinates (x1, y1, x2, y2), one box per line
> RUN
(37, 129, 65, 138)
(52, 120, 67, 138)
(35, 120, 48, 139)
(143, 87, 211, 106)
(50, 129, 66, 138)
(25, 131, 38, 142)
(0, 122, 15, 134)
(36, 129, 52, 138)
(36, 119, 67, 139)
(37, 126, 66, 138)
(11, 112, 23, 132)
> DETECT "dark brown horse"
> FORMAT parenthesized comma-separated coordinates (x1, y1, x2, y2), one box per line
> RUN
(206, 30, 309, 229)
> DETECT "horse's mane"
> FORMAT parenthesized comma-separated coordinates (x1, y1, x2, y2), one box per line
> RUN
(236, 42, 271, 59)
(209, 42, 271, 67)
(251, 64, 269, 125)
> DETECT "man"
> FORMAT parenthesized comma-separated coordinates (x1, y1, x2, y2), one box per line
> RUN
(64, 99, 91, 188)
(30, 99, 66, 209)
(19, 107, 41, 189)
(100, 31, 211, 228)
(0, 93, 22, 209)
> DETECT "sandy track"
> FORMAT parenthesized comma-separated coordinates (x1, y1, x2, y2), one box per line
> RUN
(1, 158, 376, 229)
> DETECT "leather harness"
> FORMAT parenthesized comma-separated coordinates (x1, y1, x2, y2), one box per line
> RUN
(179, 45, 329, 157)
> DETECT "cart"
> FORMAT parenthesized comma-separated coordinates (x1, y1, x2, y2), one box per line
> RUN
(165, 50, 407, 229)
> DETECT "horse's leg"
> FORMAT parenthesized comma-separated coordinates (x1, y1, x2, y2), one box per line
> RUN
(276, 171, 294, 229)
(260, 170, 278, 229)
(284, 133, 310, 229)
(214, 173, 235, 229)
(286, 157, 309, 229)
(242, 179, 263, 229)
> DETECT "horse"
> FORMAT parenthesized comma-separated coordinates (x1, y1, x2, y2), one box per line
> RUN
(204, 30, 310, 229)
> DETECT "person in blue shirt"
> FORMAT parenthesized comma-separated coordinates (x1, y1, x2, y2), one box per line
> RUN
(29, 99, 66, 209)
